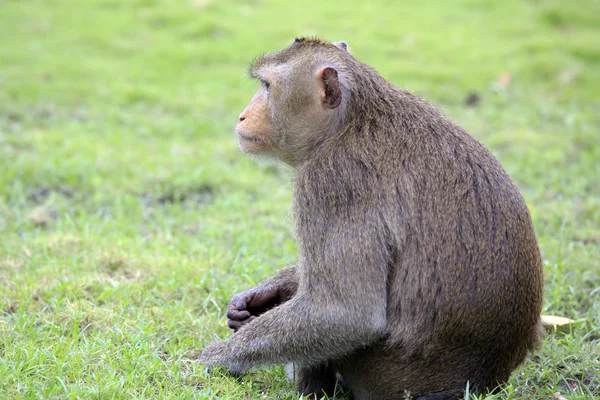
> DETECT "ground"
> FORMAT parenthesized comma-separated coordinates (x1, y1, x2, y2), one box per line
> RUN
(0, 0, 598, 399)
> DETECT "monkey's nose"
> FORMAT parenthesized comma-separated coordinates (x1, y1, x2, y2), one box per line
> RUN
(238, 114, 246, 123)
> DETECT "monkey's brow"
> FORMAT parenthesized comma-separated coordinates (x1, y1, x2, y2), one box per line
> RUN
(247, 67, 267, 82)
(248, 53, 272, 80)
(247, 65, 260, 80)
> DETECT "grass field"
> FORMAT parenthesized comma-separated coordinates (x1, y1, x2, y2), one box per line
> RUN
(1, 0, 599, 398)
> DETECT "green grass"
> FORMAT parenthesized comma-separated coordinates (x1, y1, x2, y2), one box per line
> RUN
(0, 0, 598, 398)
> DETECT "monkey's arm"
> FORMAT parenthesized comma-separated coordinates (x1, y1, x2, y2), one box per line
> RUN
(200, 214, 389, 373)
(226, 267, 298, 331)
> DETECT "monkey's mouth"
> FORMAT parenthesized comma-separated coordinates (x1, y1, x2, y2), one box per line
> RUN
(237, 133, 265, 143)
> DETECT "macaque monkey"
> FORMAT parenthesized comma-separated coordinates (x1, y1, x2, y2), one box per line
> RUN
(199, 38, 544, 400)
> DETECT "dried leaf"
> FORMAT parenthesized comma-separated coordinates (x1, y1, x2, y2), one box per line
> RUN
(541, 315, 575, 332)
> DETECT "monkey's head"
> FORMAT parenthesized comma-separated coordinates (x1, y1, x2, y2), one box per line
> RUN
(235, 38, 351, 166)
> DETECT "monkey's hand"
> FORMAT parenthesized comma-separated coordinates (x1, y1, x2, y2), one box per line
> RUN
(226, 287, 284, 332)
(198, 339, 253, 376)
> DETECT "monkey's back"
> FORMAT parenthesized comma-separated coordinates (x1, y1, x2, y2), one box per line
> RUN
(334, 92, 544, 397)
(381, 97, 542, 394)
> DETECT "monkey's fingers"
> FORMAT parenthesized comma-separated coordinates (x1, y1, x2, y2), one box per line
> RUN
(228, 316, 256, 332)
(246, 289, 280, 311)
(227, 309, 251, 332)
(233, 300, 247, 310)
(228, 319, 243, 331)
(226, 308, 251, 321)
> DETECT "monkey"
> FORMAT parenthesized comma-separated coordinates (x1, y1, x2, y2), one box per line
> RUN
(199, 38, 544, 400)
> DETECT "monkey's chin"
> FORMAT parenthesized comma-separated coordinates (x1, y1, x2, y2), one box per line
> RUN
(237, 134, 268, 154)
(237, 140, 279, 164)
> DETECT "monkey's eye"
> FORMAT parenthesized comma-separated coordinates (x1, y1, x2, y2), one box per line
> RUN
(261, 79, 271, 90)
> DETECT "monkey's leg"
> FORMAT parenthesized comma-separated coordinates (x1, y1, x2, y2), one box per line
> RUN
(293, 363, 338, 398)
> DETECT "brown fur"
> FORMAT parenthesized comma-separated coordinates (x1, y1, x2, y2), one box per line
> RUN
(200, 38, 544, 400)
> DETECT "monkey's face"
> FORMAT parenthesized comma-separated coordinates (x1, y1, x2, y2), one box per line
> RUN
(235, 82, 275, 156)
(236, 42, 345, 166)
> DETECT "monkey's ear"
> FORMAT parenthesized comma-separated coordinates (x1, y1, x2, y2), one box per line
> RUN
(333, 41, 348, 51)
(319, 67, 342, 109)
